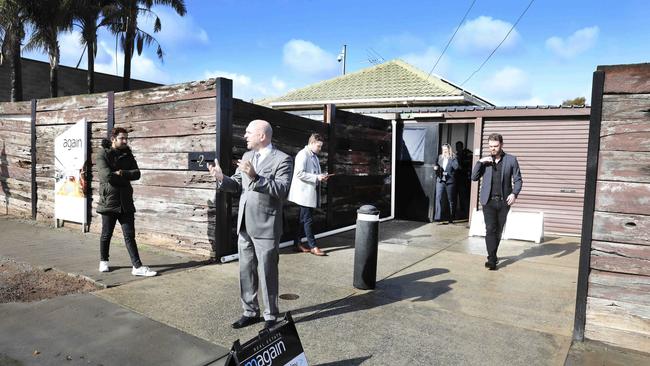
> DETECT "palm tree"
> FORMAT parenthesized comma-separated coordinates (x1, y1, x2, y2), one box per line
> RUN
(23, 0, 74, 98)
(71, 0, 114, 93)
(0, 0, 29, 101)
(104, 0, 186, 91)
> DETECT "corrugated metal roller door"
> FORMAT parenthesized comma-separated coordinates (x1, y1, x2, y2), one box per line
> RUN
(482, 119, 589, 236)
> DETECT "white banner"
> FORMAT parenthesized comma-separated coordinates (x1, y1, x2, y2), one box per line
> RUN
(54, 119, 88, 225)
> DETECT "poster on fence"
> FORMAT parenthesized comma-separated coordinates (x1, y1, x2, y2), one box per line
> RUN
(54, 119, 88, 227)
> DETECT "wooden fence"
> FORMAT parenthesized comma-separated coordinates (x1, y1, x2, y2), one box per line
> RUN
(573, 63, 650, 353)
(0, 101, 32, 218)
(0, 78, 392, 258)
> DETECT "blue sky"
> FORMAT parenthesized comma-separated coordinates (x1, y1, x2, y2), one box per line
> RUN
(24, 0, 650, 105)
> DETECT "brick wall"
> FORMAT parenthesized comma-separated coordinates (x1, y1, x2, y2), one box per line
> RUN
(0, 58, 160, 101)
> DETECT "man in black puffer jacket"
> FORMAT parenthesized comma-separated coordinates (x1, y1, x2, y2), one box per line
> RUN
(96, 127, 156, 276)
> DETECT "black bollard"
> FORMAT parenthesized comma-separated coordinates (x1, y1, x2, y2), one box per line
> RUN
(353, 205, 380, 290)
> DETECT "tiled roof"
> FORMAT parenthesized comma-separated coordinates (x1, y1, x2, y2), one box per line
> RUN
(261, 59, 491, 106)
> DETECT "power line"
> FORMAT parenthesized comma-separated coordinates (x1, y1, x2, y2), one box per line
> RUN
(460, 0, 535, 87)
(424, 0, 477, 81)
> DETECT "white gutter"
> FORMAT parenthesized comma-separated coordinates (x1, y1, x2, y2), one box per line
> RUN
(269, 96, 465, 108)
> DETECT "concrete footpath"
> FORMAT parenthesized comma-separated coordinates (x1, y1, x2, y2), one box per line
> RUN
(1, 216, 648, 365)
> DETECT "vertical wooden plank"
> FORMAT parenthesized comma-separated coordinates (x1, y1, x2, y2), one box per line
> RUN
(213, 78, 233, 260)
(325, 104, 336, 228)
(468, 116, 483, 227)
(573, 70, 605, 341)
(107, 91, 114, 138)
(30, 99, 37, 220)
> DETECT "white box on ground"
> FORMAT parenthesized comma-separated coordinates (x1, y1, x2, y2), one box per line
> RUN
(469, 209, 544, 244)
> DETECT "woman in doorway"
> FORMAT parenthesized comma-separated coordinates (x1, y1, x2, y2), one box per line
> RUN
(434, 143, 460, 224)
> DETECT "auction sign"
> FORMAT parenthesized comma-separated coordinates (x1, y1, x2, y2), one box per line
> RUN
(54, 119, 88, 229)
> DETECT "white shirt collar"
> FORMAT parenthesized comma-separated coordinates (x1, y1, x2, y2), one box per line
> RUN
(256, 143, 273, 162)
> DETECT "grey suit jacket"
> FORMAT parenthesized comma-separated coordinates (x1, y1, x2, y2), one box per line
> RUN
(219, 148, 293, 240)
(471, 152, 523, 206)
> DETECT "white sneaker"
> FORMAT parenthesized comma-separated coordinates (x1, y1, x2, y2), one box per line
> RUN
(131, 266, 157, 277)
(99, 261, 109, 272)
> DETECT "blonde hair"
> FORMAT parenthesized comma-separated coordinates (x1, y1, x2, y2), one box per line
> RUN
(440, 143, 456, 159)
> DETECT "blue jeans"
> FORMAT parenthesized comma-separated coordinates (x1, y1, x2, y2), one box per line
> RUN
(100, 212, 142, 268)
(295, 206, 316, 248)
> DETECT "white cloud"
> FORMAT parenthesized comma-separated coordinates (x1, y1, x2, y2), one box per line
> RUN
(283, 39, 338, 76)
(546, 26, 599, 59)
(58, 31, 86, 67)
(142, 7, 209, 48)
(454, 16, 521, 53)
(94, 40, 171, 84)
(400, 47, 450, 77)
(271, 76, 287, 92)
(203, 70, 289, 101)
(21, 30, 85, 67)
(479, 66, 533, 105)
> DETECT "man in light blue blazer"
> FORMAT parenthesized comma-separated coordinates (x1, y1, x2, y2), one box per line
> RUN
(288, 133, 330, 256)
(471, 133, 523, 270)
(209, 119, 293, 329)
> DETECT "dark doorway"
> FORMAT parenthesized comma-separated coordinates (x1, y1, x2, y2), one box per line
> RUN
(440, 123, 474, 221)
(395, 123, 441, 222)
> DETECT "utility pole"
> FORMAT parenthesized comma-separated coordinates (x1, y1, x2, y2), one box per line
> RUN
(337, 45, 347, 75)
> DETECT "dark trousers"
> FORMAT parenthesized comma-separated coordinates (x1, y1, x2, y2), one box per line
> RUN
(457, 177, 470, 219)
(295, 206, 316, 248)
(482, 198, 510, 263)
(100, 212, 142, 268)
(434, 181, 457, 222)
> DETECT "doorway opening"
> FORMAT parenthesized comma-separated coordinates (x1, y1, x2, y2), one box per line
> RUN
(440, 123, 474, 222)
(395, 122, 474, 223)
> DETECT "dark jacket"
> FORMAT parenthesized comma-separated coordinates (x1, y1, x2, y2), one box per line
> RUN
(436, 156, 459, 184)
(96, 139, 141, 214)
(471, 152, 522, 206)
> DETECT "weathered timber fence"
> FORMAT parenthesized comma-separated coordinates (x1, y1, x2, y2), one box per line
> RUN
(0, 101, 32, 217)
(0, 78, 392, 258)
(573, 63, 650, 353)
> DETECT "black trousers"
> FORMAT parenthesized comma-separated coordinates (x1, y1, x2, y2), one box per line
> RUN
(434, 181, 457, 222)
(100, 212, 142, 268)
(482, 198, 510, 263)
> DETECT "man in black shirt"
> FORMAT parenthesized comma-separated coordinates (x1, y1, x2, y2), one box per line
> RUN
(471, 133, 523, 270)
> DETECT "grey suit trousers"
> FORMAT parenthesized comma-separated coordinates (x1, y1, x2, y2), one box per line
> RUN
(238, 225, 280, 321)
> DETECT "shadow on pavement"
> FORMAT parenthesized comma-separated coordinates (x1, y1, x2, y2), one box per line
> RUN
(291, 268, 454, 323)
(498, 241, 579, 269)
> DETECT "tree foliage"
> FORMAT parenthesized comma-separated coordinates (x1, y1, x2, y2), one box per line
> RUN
(561, 96, 586, 106)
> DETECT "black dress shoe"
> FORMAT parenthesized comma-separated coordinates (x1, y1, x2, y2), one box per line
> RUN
(264, 320, 277, 329)
(485, 261, 497, 270)
(231, 316, 261, 329)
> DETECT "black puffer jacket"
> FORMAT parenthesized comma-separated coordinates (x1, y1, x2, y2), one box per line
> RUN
(96, 139, 141, 214)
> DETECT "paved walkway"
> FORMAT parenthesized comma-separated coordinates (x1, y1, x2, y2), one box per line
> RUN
(1, 215, 648, 365)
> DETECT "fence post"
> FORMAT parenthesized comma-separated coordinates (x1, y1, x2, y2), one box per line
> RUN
(30, 99, 37, 220)
(324, 104, 337, 228)
(572, 70, 604, 341)
(107, 91, 114, 137)
(213, 78, 234, 260)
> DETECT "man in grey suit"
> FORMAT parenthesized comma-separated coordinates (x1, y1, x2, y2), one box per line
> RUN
(208, 119, 293, 329)
(471, 133, 522, 270)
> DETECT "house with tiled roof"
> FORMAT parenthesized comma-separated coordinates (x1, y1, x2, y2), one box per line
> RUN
(258, 59, 492, 116)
